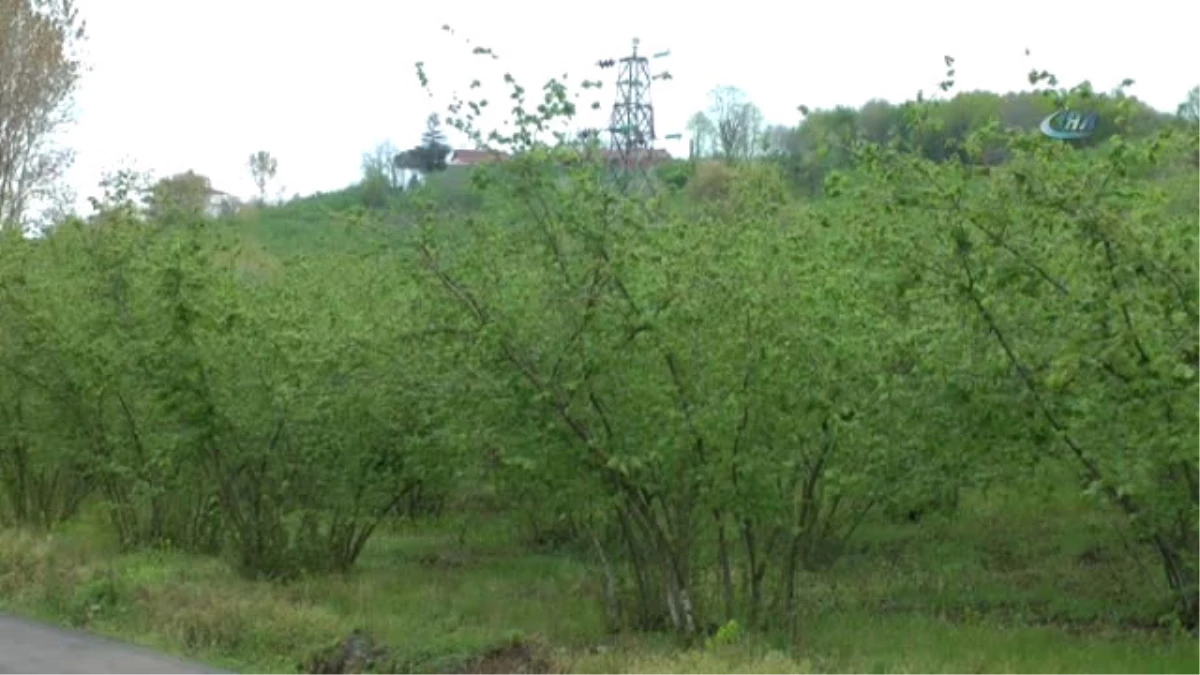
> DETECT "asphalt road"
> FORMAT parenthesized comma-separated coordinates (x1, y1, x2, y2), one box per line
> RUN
(0, 614, 230, 674)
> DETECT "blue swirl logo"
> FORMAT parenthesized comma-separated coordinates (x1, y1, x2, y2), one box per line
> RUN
(1040, 110, 1099, 140)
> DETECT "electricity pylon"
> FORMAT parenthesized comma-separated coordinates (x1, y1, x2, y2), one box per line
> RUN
(595, 38, 676, 194)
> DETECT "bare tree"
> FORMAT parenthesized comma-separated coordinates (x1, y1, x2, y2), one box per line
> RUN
(708, 85, 763, 163)
(1178, 86, 1199, 124)
(0, 0, 86, 231)
(363, 140, 402, 190)
(686, 112, 717, 159)
(248, 150, 278, 204)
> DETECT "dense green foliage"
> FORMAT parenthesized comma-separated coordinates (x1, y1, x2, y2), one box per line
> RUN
(759, 80, 1182, 196)
(0, 46, 1196, 667)
(410, 64, 1198, 635)
(0, 216, 459, 578)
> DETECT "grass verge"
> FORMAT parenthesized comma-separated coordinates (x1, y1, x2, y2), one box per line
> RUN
(0, 488, 1195, 673)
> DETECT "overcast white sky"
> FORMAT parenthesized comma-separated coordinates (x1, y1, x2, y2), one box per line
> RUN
(62, 0, 1197, 210)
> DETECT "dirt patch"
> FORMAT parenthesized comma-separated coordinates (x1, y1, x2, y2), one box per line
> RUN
(462, 640, 554, 674)
(300, 630, 391, 674)
(300, 631, 557, 675)
(415, 549, 471, 569)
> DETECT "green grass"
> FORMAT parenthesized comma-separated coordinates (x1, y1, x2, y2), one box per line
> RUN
(0, 486, 1195, 673)
(820, 486, 1173, 630)
(217, 186, 402, 260)
(569, 615, 1196, 674)
(0, 514, 605, 673)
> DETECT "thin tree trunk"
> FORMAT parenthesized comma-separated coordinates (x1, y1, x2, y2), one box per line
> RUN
(715, 510, 735, 621)
(589, 528, 622, 632)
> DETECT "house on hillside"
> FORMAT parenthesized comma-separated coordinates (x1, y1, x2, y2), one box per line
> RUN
(459, 146, 672, 167)
(204, 188, 240, 217)
(447, 149, 512, 166)
(389, 148, 510, 188)
(599, 148, 672, 168)
(392, 146, 671, 183)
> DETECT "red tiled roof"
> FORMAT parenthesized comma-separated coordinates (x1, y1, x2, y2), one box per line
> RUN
(447, 147, 673, 168)
(448, 149, 511, 165)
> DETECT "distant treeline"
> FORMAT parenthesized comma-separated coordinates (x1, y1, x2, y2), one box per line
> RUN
(745, 88, 1188, 195)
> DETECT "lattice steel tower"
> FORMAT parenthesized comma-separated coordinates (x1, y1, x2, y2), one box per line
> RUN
(597, 38, 673, 194)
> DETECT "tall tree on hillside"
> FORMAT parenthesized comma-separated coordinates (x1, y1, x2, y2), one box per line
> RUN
(0, 0, 86, 231)
(362, 141, 404, 209)
(86, 165, 153, 225)
(996, 92, 1056, 131)
(857, 99, 898, 146)
(248, 150, 278, 204)
(421, 112, 447, 147)
(707, 86, 763, 163)
(1178, 86, 1199, 123)
(686, 112, 717, 159)
(761, 124, 807, 164)
(364, 141, 402, 190)
(1178, 87, 1200, 165)
(394, 114, 452, 177)
(144, 170, 215, 223)
(393, 149, 417, 181)
(414, 113, 451, 174)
